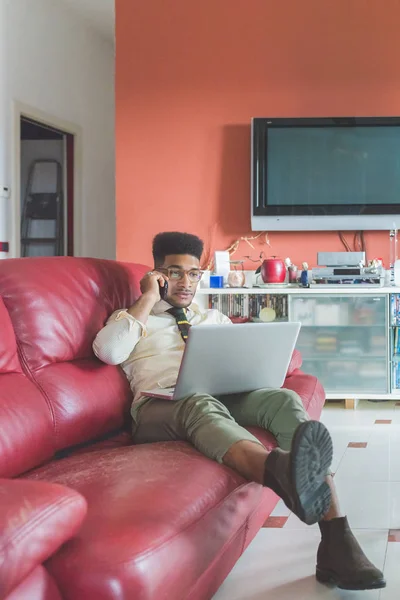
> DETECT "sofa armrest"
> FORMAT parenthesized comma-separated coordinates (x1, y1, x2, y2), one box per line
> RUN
(286, 349, 302, 377)
(283, 370, 326, 421)
(0, 478, 87, 600)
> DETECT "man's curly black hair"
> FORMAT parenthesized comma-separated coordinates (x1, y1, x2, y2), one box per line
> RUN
(152, 232, 204, 266)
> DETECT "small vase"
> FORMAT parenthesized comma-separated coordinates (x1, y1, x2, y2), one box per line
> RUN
(228, 270, 245, 288)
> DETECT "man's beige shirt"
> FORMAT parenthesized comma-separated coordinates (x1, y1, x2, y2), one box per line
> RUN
(93, 300, 231, 408)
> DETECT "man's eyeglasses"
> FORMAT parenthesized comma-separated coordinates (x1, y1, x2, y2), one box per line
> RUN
(158, 267, 204, 283)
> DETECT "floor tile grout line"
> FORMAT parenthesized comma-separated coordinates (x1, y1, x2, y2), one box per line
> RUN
(380, 533, 390, 600)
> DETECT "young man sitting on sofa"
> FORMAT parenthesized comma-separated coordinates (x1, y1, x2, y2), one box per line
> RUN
(93, 231, 385, 591)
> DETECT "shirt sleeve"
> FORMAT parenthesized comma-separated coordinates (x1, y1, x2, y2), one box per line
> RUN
(92, 309, 147, 365)
(217, 311, 232, 325)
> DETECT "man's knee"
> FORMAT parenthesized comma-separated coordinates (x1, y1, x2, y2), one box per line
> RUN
(179, 393, 228, 416)
(273, 389, 309, 450)
(281, 388, 305, 410)
(180, 392, 219, 409)
(279, 388, 309, 427)
(178, 393, 234, 429)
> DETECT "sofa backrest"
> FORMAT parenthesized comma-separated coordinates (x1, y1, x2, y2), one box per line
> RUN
(0, 257, 148, 476)
(0, 297, 55, 477)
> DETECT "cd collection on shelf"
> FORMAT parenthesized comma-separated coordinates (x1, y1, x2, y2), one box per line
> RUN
(392, 353, 400, 391)
(208, 293, 288, 320)
(391, 295, 400, 389)
(391, 295, 400, 326)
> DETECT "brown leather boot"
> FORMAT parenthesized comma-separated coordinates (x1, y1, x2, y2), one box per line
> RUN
(264, 421, 333, 525)
(317, 517, 386, 590)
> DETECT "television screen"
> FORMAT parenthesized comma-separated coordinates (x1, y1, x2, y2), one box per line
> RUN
(252, 117, 400, 231)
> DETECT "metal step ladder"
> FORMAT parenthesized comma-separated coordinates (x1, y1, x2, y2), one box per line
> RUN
(21, 159, 64, 257)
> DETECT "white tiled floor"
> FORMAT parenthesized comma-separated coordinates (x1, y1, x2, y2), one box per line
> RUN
(213, 400, 400, 600)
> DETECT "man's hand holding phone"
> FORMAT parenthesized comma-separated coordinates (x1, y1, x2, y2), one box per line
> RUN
(126, 271, 169, 323)
(140, 271, 169, 303)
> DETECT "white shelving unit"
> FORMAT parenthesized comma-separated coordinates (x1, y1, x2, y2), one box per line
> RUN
(195, 286, 400, 407)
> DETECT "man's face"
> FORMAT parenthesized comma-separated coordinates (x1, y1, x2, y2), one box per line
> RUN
(157, 254, 202, 308)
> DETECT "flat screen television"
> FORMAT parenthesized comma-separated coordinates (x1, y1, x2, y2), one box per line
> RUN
(251, 117, 400, 231)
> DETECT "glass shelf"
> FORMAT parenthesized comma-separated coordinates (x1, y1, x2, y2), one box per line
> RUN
(291, 294, 388, 394)
(301, 355, 386, 361)
(299, 324, 384, 328)
(197, 289, 395, 398)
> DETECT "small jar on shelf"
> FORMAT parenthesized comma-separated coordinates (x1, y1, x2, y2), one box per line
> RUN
(227, 261, 245, 288)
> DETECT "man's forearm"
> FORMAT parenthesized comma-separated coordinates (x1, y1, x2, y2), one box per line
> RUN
(127, 292, 158, 323)
(93, 293, 158, 365)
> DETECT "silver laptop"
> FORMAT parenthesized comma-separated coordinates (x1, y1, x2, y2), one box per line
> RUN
(141, 322, 301, 401)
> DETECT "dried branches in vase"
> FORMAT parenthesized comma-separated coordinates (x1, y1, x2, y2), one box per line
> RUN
(203, 231, 270, 271)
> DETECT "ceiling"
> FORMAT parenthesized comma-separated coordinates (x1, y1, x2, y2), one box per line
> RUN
(60, 0, 115, 42)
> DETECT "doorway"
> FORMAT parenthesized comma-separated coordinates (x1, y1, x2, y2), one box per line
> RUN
(19, 117, 74, 257)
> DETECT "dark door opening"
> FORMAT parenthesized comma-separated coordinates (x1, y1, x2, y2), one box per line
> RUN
(20, 117, 74, 257)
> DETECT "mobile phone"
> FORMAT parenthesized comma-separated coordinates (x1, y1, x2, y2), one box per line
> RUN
(159, 280, 168, 300)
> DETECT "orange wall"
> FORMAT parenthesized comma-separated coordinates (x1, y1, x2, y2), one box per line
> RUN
(116, 0, 400, 269)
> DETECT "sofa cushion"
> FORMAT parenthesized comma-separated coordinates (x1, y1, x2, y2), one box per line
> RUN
(0, 258, 148, 453)
(33, 360, 132, 450)
(0, 374, 55, 478)
(0, 292, 55, 478)
(26, 443, 264, 600)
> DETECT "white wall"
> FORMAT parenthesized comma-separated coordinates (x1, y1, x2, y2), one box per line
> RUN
(0, 0, 11, 258)
(5, 0, 115, 259)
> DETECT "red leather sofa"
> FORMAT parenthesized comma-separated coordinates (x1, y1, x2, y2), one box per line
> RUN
(0, 257, 325, 600)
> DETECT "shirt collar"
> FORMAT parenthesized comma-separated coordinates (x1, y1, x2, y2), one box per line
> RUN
(151, 300, 201, 317)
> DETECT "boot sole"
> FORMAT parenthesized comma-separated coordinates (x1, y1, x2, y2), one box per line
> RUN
(316, 567, 387, 590)
(290, 421, 333, 525)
